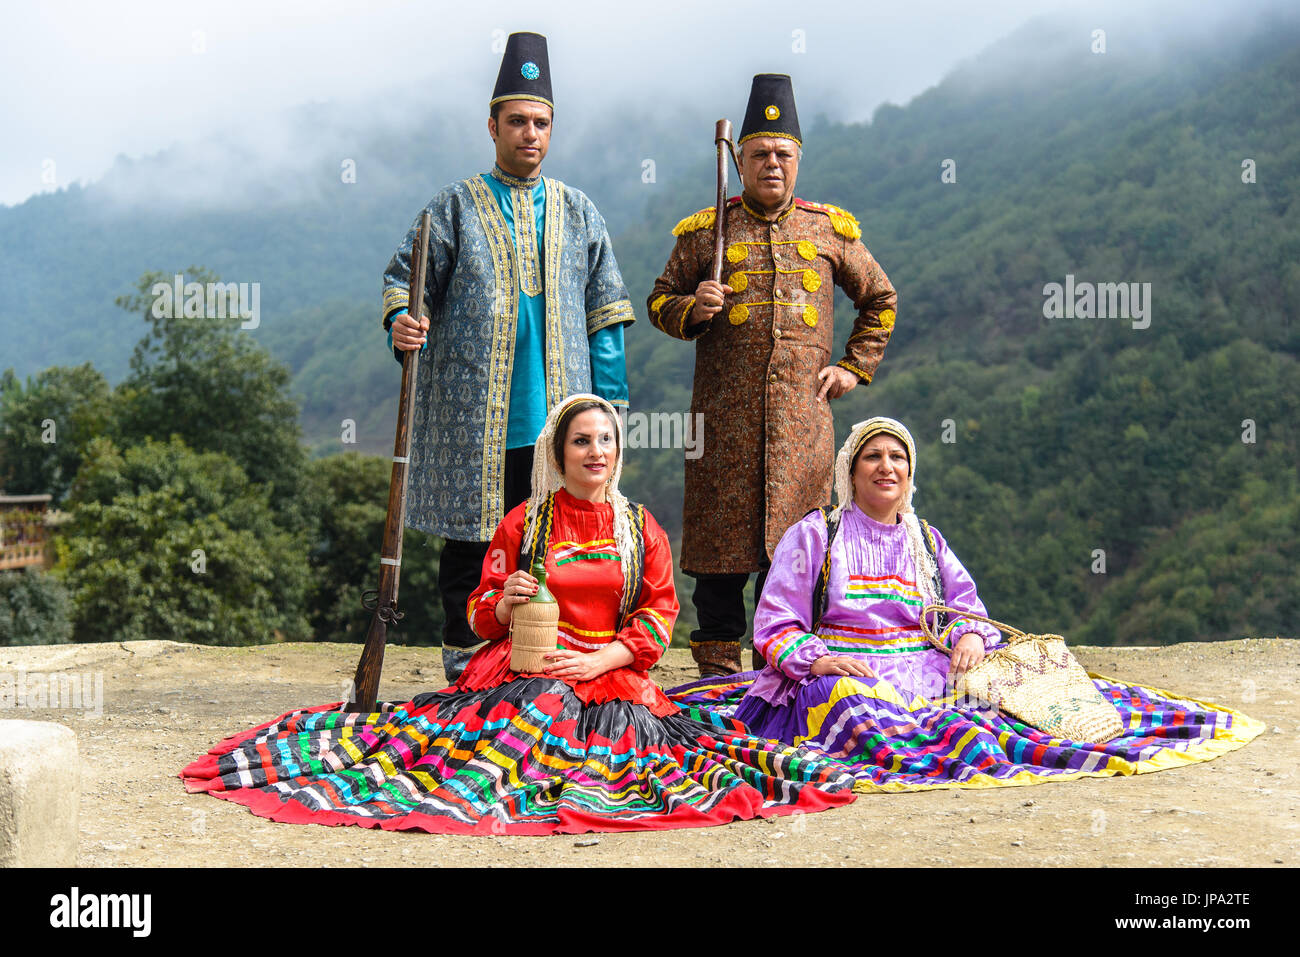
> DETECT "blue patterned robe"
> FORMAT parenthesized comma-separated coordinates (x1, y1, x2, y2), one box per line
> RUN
(382, 171, 635, 541)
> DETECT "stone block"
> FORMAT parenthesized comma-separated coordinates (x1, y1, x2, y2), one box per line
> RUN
(0, 719, 79, 867)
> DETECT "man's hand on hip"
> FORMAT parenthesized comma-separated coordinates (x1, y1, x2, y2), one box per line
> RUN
(816, 365, 858, 401)
(392, 310, 429, 351)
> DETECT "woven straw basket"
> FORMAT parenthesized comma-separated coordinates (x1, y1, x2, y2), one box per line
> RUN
(920, 605, 1124, 744)
(509, 599, 560, 673)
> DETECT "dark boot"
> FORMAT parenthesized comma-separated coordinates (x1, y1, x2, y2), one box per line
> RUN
(442, 645, 477, 685)
(691, 640, 742, 678)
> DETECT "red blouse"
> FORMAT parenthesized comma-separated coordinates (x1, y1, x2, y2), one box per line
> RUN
(458, 488, 680, 717)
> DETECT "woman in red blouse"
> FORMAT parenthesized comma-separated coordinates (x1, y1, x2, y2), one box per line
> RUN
(457, 397, 679, 716)
(183, 395, 853, 834)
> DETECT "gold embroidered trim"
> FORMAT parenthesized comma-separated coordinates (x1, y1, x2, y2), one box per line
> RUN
(513, 183, 542, 297)
(741, 194, 797, 222)
(726, 242, 748, 263)
(542, 178, 567, 407)
(467, 175, 519, 539)
(733, 239, 815, 254)
(672, 206, 717, 236)
(723, 299, 813, 326)
(488, 92, 554, 109)
(878, 308, 896, 330)
(490, 165, 542, 189)
(837, 358, 870, 381)
(587, 299, 635, 334)
(731, 265, 817, 293)
(737, 130, 802, 147)
(382, 286, 410, 325)
(678, 296, 698, 338)
(800, 200, 861, 240)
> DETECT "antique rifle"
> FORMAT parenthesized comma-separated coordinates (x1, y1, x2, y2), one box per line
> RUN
(345, 210, 432, 713)
(710, 119, 739, 283)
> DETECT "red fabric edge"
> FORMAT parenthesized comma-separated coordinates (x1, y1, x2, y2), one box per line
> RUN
(184, 768, 853, 836)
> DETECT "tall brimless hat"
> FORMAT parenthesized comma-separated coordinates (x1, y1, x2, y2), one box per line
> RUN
(738, 73, 801, 146)
(490, 31, 554, 110)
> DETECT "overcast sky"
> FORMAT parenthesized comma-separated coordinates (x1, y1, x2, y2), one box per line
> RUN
(0, 0, 1285, 207)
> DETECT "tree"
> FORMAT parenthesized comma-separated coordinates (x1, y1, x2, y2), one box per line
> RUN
(111, 269, 307, 529)
(56, 436, 311, 645)
(0, 363, 112, 500)
(0, 569, 72, 646)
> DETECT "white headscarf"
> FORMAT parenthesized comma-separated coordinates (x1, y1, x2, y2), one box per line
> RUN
(521, 393, 636, 570)
(833, 417, 940, 611)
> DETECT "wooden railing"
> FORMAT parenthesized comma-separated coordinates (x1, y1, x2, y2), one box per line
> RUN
(0, 542, 50, 571)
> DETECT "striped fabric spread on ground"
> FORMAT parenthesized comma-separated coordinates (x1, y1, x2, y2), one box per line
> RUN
(669, 671, 1263, 793)
(181, 677, 855, 834)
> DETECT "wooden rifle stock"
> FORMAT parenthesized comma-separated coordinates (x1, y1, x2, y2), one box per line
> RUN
(346, 211, 432, 712)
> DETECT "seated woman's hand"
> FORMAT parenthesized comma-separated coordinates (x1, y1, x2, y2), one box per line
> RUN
(544, 641, 634, 682)
(810, 655, 876, 679)
(949, 633, 986, 677)
(494, 569, 539, 625)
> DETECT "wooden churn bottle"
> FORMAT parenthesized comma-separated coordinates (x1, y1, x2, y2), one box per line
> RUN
(509, 556, 559, 673)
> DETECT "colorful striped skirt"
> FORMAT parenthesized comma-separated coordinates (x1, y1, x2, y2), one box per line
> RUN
(180, 677, 855, 834)
(669, 671, 1263, 793)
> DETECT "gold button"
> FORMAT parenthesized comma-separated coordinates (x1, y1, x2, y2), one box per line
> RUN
(774, 328, 783, 339)
(769, 373, 778, 383)
(771, 223, 780, 233)
(774, 287, 785, 298)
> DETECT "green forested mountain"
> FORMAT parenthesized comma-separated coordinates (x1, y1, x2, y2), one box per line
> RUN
(2, 12, 1296, 645)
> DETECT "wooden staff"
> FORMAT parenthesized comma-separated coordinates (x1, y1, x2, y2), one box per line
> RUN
(710, 119, 737, 283)
(346, 211, 432, 713)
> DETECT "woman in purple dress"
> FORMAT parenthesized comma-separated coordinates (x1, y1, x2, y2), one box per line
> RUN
(671, 417, 1263, 792)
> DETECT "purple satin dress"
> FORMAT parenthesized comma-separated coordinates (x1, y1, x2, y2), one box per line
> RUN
(739, 503, 1001, 732)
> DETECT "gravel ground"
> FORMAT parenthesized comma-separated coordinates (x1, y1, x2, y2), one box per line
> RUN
(1, 637, 1295, 868)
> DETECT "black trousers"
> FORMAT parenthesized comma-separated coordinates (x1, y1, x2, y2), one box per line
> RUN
(438, 445, 534, 648)
(687, 565, 771, 645)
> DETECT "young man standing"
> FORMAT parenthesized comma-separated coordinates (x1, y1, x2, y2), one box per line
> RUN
(383, 32, 635, 681)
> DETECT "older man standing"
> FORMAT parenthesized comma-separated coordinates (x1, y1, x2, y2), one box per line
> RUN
(384, 32, 635, 682)
(648, 74, 897, 677)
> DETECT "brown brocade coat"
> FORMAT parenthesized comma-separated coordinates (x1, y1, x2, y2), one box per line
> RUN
(648, 196, 897, 574)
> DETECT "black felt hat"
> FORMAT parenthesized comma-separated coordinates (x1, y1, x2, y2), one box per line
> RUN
(738, 73, 801, 146)
(490, 32, 553, 110)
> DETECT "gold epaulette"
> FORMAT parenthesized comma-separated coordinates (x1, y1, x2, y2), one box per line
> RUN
(796, 199, 862, 240)
(671, 206, 717, 236)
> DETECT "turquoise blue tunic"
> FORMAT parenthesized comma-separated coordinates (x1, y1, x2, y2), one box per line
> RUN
(382, 167, 634, 541)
